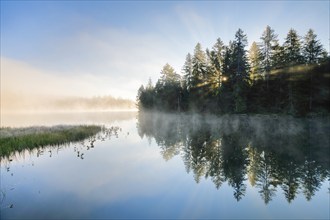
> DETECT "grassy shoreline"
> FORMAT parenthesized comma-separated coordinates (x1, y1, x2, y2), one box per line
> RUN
(0, 125, 102, 158)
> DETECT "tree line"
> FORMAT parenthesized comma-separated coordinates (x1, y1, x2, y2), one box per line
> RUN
(137, 26, 330, 116)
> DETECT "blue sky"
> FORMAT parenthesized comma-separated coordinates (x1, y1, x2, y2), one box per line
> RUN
(1, 1, 329, 101)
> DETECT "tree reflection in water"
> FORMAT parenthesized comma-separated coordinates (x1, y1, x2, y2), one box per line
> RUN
(137, 112, 330, 204)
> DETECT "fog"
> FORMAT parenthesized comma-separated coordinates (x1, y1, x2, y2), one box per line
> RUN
(0, 111, 137, 127)
(0, 57, 136, 113)
(137, 111, 330, 158)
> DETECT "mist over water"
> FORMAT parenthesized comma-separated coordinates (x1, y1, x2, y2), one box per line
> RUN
(0, 111, 137, 127)
(0, 111, 329, 219)
(0, 58, 136, 113)
(137, 111, 330, 203)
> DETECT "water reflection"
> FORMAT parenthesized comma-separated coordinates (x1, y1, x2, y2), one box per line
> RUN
(137, 112, 330, 204)
(0, 126, 122, 178)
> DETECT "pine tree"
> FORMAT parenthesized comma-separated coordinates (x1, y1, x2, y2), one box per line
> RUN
(302, 29, 324, 64)
(137, 85, 145, 108)
(212, 38, 226, 89)
(190, 43, 208, 111)
(231, 29, 250, 113)
(301, 29, 326, 112)
(155, 64, 181, 111)
(249, 41, 262, 82)
(182, 53, 193, 91)
(217, 42, 235, 113)
(192, 43, 208, 88)
(232, 29, 250, 80)
(222, 42, 233, 79)
(146, 78, 154, 90)
(137, 83, 155, 109)
(260, 26, 278, 86)
(283, 28, 303, 66)
(271, 39, 285, 69)
(160, 63, 181, 84)
(205, 38, 226, 92)
(282, 29, 303, 114)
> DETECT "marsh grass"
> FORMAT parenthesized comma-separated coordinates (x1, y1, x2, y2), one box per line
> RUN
(0, 125, 102, 158)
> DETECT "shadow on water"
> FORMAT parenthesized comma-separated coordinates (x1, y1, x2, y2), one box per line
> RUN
(137, 111, 330, 204)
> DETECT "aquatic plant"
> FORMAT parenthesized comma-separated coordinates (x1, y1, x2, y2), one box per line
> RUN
(0, 125, 102, 158)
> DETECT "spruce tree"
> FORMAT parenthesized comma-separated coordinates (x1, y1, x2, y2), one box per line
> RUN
(155, 64, 181, 111)
(249, 41, 262, 82)
(182, 53, 193, 91)
(271, 39, 285, 69)
(192, 43, 208, 88)
(283, 28, 303, 66)
(160, 63, 180, 84)
(231, 29, 250, 113)
(260, 26, 278, 86)
(232, 29, 250, 80)
(206, 38, 226, 92)
(302, 29, 324, 64)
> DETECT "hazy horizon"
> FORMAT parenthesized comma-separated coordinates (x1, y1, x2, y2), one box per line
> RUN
(1, 1, 329, 112)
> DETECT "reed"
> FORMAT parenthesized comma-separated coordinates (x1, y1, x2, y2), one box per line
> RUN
(0, 125, 101, 157)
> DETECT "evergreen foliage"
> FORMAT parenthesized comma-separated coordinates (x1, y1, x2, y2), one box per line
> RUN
(283, 28, 304, 66)
(249, 42, 263, 82)
(137, 27, 330, 116)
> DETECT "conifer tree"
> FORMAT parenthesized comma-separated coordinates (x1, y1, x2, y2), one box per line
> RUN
(249, 41, 262, 82)
(271, 39, 285, 69)
(212, 38, 226, 88)
(283, 28, 303, 66)
(260, 26, 278, 86)
(232, 29, 250, 80)
(160, 63, 181, 84)
(231, 29, 250, 112)
(205, 38, 226, 93)
(192, 43, 208, 88)
(182, 53, 193, 91)
(302, 29, 324, 64)
(222, 42, 234, 80)
(155, 64, 181, 111)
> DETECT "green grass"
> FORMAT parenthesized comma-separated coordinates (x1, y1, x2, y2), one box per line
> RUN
(0, 125, 102, 158)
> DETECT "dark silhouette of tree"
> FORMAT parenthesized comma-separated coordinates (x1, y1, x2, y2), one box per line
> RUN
(271, 39, 285, 70)
(136, 26, 330, 115)
(154, 64, 182, 111)
(260, 25, 278, 88)
(255, 151, 277, 204)
(221, 131, 248, 201)
(301, 29, 326, 112)
(230, 29, 250, 113)
(283, 28, 303, 66)
(190, 43, 208, 111)
(302, 29, 324, 64)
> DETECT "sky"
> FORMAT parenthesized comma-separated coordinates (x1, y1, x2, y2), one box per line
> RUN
(1, 0, 329, 103)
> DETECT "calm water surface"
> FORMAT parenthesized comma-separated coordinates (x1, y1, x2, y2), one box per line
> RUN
(0, 112, 329, 219)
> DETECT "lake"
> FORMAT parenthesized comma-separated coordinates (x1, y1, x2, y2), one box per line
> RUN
(1, 111, 329, 219)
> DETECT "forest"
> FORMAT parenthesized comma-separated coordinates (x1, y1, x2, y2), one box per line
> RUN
(137, 26, 330, 116)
